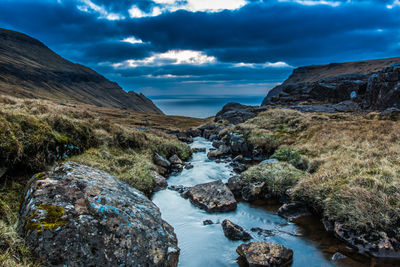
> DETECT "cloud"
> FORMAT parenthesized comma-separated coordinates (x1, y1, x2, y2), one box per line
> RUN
(112, 50, 216, 68)
(0, 0, 400, 98)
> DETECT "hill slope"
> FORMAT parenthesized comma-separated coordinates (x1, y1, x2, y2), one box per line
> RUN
(262, 57, 400, 110)
(0, 28, 162, 114)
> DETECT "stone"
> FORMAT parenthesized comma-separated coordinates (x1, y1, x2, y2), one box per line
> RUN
(380, 107, 400, 120)
(207, 150, 222, 159)
(331, 252, 347, 261)
(231, 162, 248, 173)
(19, 162, 179, 266)
(176, 132, 193, 143)
(226, 176, 243, 197)
(212, 140, 223, 148)
(203, 220, 214, 225)
(236, 241, 293, 267)
(154, 153, 171, 168)
(233, 155, 243, 162)
(192, 147, 206, 153)
(169, 154, 182, 165)
(334, 223, 400, 258)
(151, 170, 168, 192)
(277, 202, 311, 220)
(251, 227, 275, 238)
(184, 163, 194, 169)
(187, 180, 237, 213)
(241, 182, 265, 202)
(221, 219, 251, 241)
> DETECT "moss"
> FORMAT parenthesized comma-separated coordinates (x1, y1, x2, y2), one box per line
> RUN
(271, 147, 309, 171)
(24, 204, 68, 234)
(241, 162, 307, 198)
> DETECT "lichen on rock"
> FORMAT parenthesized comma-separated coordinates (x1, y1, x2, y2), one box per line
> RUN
(19, 162, 180, 266)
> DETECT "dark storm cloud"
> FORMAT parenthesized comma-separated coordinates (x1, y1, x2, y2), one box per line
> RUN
(0, 0, 399, 96)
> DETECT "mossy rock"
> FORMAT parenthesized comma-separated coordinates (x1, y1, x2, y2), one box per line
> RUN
(24, 204, 68, 234)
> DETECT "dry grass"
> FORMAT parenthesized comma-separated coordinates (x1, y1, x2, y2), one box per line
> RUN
(0, 94, 203, 266)
(235, 108, 400, 237)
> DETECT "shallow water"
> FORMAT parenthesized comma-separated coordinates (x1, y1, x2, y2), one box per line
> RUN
(152, 137, 395, 267)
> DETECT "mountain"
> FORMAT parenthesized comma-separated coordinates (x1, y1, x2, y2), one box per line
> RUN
(0, 28, 162, 114)
(262, 57, 400, 110)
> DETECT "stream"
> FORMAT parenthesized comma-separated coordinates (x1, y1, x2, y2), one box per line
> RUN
(152, 137, 389, 267)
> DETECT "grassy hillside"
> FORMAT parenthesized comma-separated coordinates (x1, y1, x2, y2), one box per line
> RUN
(0, 94, 206, 266)
(0, 28, 162, 113)
(229, 109, 400, 238)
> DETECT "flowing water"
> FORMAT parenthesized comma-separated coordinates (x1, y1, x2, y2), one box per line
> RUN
(152, 137, 392, 267)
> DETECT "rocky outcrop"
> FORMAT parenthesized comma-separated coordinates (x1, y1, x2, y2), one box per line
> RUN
(262, 57, 400, 111)
(0, 28, 162, 114)
(19, 162, 179, 266)
(364, 63, 400, 110)
(333, 223, 400, 258)
(221, 219, 251, 241)
(214, 103, 267, 124)
(236, 241, 293, 267)
(186, 180, 237, 213)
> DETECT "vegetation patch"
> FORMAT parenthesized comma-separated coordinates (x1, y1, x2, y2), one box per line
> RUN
(24, 204, 68, 234)
(241, 162, 307, 198)
(234, 108, 400, 239)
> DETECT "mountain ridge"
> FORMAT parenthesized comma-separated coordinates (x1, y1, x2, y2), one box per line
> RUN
(262, 56, 400, 109)
(0, 28, 162, 114)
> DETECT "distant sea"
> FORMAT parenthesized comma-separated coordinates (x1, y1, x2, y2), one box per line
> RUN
(149, 95, 265, 118)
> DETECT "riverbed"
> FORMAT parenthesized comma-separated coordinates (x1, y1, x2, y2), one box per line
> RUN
(152, 137, 392, 267)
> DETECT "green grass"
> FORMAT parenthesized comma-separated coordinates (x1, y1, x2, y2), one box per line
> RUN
(241, 162, 307, 198)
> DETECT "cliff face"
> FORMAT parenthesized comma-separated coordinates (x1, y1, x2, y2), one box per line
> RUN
(262, 57, 400, 110)
(0, 28, 162, 114)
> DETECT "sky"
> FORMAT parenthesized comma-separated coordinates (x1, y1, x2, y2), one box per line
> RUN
(0, 0, 399, 114)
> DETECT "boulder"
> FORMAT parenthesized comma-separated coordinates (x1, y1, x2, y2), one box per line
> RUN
(192, 147, 206, 153)
(333, 223, 400, 258)
(207, 150, 222, 159)
(154, 153, 171, 168)
(226, 176, 243, 197)
(241, 182, 265, 202)
(169, 154, 183, 165)
(364, 63, 400, 110)
(236, 241, 293, 267)
(187, 180, 237, 213)
(19, 162, 179, 266)
(277, 202, 311, 220)
(176, 132, 193, 143)
(214, 103, 266, 124)
(221, 219, 251, 241)
(151, 170, 168, 192)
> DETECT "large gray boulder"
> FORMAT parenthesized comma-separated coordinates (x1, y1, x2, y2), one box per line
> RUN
(19, 162, 179, 266)
(187, 180, 237, 213)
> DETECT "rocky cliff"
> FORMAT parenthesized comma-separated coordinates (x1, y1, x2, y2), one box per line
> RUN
(0, 28, 162, 113)
(262, 57, 400, 110)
